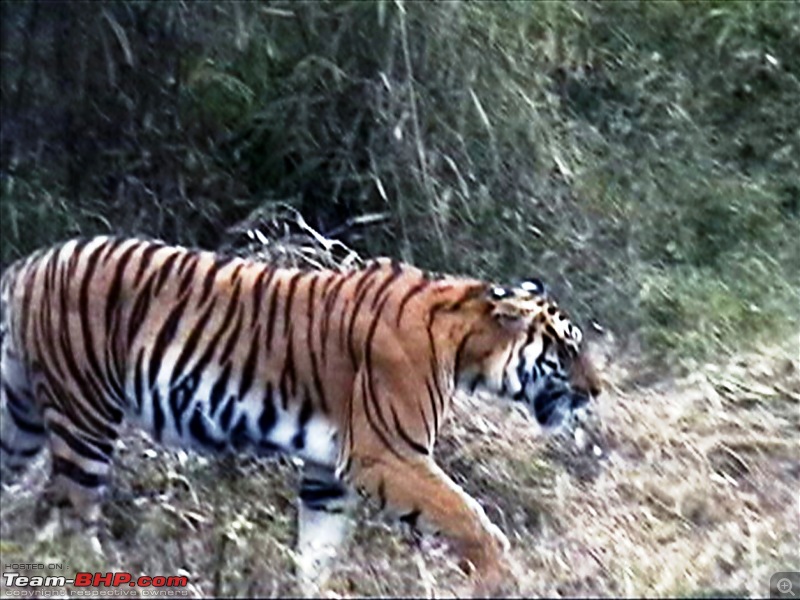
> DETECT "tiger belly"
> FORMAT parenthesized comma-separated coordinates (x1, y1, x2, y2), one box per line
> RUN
(127, 372, 339, 466)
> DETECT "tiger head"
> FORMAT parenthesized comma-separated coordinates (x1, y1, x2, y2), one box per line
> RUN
(456, 278, 601, 429)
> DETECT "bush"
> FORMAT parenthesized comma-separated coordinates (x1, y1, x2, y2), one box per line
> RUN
(1, 0, 797, 365)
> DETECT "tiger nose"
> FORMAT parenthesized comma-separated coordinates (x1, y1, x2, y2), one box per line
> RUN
(570, 354, 602, 399)
(569, 392, 590, 410)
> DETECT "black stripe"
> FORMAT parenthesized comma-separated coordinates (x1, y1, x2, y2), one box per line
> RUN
(7, 405, 45, 435)
(175, 249, 196, 277)
(447, 285, 485, 313)
(363, 294, 393, 435)
(199, 259, 218, 305)
(309, 347, 328, 414)
(188, 407, 225, 451)
(48, 421, 111, 463)
(99, 237, 125, 263)
(390, 404, 429, 455)
(51, 455, 105, 488)
(319, 272, 337, 304)
(370, 263, 403, 310)
(238, 325, 261, 400)
(259, 383, 277, 435)
(399, 508, 421, 529)
(170, 298, 219, 385)
(352, 263, 380, 300)
(168, 374, 200, 437)
(424, 380, 440, 435)
(499, 345, 518, 394)
(148, 297, 190, 390)
(209, 363, 233, 416)
(213, 255, 236, 272)
(299, 476, 347, 508)
(105, 242, 139, 333)
(418, 403, 432, 446)
(219, 396, 235, 433)
(345, 276, 378, 366)
(424, 317, 446, 417)
(0, 438, 41, 458)
(306, 273, 319, 329)
(250, 267, 275, 327)
(133, 350, 146, 413)
(176, 254, 200, 296)
(131, 243, 161, 288)
(3, 384, 31, 414)
(264, 279, 282, 352)
(279, 326, 296, 409)
(152, 387, 165, 442)
(230, 415, 250, 450)
(173, 301, 231, 393)
(454, 331, 475, 378)
(360, 371, 404, 462)
(152, 250, 181, 297)
(219, 309, 245, 366)
(58, 329, 121, 424)
(282, 271, 304, 330)
(395, 279, 429, 326)
(188, 277, 242, 379)
(229, 264, 245, 291)
(292, 392, 314, 450)
(304, 274, 326, 411)
(65, 239, 90, 278)
(377, 479, 387, 511)
(127, 275, 156, 346)
(320, 274, 349, 361)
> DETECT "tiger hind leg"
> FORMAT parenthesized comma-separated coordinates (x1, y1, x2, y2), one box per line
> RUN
(0, 342, 46, 481)
(296, 462, 357, 595)
(36, 401, 122, 554)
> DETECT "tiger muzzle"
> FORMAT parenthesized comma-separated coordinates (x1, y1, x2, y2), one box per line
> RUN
(531, 376, 592, 429)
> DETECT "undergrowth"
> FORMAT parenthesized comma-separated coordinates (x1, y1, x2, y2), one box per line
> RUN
(1, 1, 798, 362)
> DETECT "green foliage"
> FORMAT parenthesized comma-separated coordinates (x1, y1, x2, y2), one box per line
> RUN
(1, 0, 797, 365)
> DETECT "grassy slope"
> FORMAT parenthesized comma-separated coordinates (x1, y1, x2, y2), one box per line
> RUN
(1, 340, 797, 598)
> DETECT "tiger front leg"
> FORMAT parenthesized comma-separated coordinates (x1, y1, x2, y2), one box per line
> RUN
(348, 452, 514, 597)
(295, 462, 357, 596)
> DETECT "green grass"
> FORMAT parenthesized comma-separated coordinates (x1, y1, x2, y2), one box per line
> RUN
(1, 0, 798, 365)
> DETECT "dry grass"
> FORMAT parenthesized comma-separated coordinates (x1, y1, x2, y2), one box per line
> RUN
(1, 336, 797, 598)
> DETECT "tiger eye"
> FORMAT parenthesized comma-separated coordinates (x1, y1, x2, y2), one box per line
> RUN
(489, 286, 508, 299)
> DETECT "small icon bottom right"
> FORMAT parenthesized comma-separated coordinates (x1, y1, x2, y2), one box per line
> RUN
(771, 572, 800, 598)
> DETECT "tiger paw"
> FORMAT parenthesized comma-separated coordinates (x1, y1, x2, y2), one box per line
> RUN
(486, 522, 510, 555)
(471, 563, 519, 598)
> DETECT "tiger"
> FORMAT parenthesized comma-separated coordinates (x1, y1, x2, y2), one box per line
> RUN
(0, 236, 601, 596)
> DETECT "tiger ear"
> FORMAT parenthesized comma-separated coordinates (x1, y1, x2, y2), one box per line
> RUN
(485, 286, 531, 332)
(518, 278, 546, 297)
